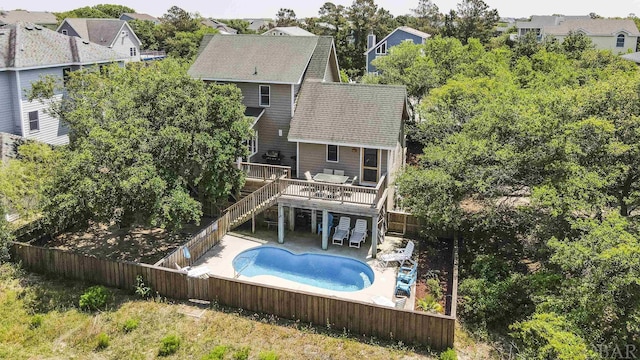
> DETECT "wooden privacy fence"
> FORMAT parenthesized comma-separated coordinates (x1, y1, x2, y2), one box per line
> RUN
(10, 242, 455, 349)
(387, 211, 421, 235)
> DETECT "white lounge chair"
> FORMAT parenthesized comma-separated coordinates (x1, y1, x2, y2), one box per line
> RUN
(379, 241, 415, 267)
(304, 171, 314, 182)
(332, 216, 351, 245)
(348, 219, 368, 248)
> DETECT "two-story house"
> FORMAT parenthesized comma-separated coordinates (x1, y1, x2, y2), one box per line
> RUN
(365, 26, 430, 74)
(0, 22, 127, 145)
(0, 10, 58, 30)
(57, 18, 142, 62)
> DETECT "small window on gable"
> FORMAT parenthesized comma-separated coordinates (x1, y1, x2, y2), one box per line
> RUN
(326, 145, 338, 162)
(130, 47, 137, 56)
(617, 34, 625, 48)
(61, 29, 68, 35)
(28, 111, 39, 131)
(259, 85, 270, 107)
(375, 41, 387, 55)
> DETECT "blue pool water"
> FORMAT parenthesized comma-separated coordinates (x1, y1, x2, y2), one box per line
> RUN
(232, 246, 374, 292)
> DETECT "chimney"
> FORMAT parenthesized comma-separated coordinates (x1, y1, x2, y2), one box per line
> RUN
(367, 32, 376, 50)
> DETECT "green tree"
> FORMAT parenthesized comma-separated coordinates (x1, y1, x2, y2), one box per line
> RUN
(159, 6, 202, 39)
(443, 0, 499, 44)
(165, 27, 217, 60)
(410, 0, 441, 35)
(224, 19, 256, 34)
(275, 8, 298, 27)
(92, 4, 135, 18)
(560, 31, 595, 59)
(55, 7, 109, 22)
(0, 205, 12, 262)
(128, 19, 159, 50)
(30, 60, 251, 231)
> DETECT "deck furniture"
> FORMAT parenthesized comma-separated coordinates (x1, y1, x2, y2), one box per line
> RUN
(317, 212, 334, 235)
(379, 240, 415, 267)
(395, 296, 408, 309)
(312, 173, 349, 184)
(332, 216, 351, 245)
(262, 150, 282, 165)
(323, 168, 333, 174)
(345, 176, 358, 186)
(397, 259, 417, 284)
(371, 295, 395, 307)
(395, 275, 416, 297)
(334, 169, 345, 176)
(348, 219, 368, 248)
(304, 171, 314, 182)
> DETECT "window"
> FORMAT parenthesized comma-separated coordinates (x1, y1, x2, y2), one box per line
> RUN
(326, 145, 339, 162)
(375, 41, 387, 55)
(62, 67, 71, 85)
(259, 85, 270, 107)
(247, 131, 258, 157)
(28, 111, 39, 131)
(130, 47, 137, 56)
(362, 148, 379, 183)
(617, 34, 625, 48)
(61, 29, 68, 35)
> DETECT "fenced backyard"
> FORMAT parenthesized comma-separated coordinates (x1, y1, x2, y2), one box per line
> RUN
(10, 241, 455, 349)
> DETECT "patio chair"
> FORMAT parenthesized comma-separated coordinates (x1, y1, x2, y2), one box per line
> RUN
(345, 176, 358, 187)
(397, 259, 417, 284)
(395, 296, 407, 309)
(323, 168, 333, 174)
(332, 216, 351, 245)
(304, 171, 314, 182)
(348, 219, 368, 248)
(395, 275, 416, 297)
(334, 169, 345, 176)
(379, 241, 415, 267)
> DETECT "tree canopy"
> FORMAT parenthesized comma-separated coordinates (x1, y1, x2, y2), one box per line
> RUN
(29, 59, 251, 232)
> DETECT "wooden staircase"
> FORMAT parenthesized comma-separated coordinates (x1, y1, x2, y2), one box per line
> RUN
(226, 180, 282, 230)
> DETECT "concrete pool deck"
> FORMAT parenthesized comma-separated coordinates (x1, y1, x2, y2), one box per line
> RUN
(190, 229, 416, 310)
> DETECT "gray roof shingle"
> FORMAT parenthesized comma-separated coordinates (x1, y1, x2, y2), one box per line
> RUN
(289, 81, 407, 149)
(544, 19, 640, 36)
(62, 18, 130, 46)
(304, 36, 334, 80)
(0, 10, 57, 26)
(120, 13, 160, 23)
(263, 26, 315, 36)
(0, 22, 127, 69)
(188, 34, 319, 84)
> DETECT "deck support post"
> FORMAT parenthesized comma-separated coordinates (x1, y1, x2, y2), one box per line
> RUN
(371, 215, 379, 258)
(311, 209, 317, 233)
(288, 206, 295, 231)
(321, 210, 329, 250)
(278, 203, 284, 243)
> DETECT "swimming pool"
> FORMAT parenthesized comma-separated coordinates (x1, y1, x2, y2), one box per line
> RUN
(232, 246, 374, 292)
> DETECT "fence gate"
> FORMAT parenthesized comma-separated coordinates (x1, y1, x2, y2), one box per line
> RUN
(378, 204, 386, 244)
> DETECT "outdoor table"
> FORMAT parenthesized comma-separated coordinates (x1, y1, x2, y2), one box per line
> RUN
(312, 173, 349, 184)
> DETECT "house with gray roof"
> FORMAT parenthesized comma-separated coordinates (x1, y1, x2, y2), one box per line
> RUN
(201, 19, 237, 34)
(262, 26, 315, 36)
(119, 13, 160, 25)
(365, 27, 430, 73)
(0, 10, 57, 29)
(0, 22, 127, 145)
(57, 18, 142, 61)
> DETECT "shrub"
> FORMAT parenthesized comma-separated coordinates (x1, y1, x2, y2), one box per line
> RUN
(426, 278, 443, 300)
(30, 314, 43, 329)
(122, 318, 139, 333)
(258, 350, 279, 360)
(158, 335, 181, 356)
(232, 346, 250, 360)
(202, 345, 228, 360)
(440, 348, 457, 360)
(79, 285, 110, 311)
(417, 294, 443, 313)
(95, 332, 110, 350)
(134, 275, 152, 298)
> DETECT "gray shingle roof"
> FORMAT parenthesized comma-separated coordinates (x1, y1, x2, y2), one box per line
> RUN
(120, 13, 160, 23)
(0, 22, 127, 69)
(544, 19, 640, 36)
(289, 81, 407, 149)
(0, 10, 57, 26)
(62, 18, 131, 46)
(188, 34, 319, 84)
(201, 19, 237, 34)
(263, 27, 315, 36)
(305, 36, 335, 80)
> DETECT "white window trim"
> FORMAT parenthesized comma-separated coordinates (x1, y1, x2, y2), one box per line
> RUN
(375, 41, 387, 55)
(248, 130, 258, 157)
(61, 29, 68, 35)
(326, 144, 339, 163)
(28, 110, 39, 132)
(616, 34, 625, 48)
(259, 85, 270, 107)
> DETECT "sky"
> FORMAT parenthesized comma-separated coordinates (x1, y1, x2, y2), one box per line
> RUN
(6, 0, 640, 19)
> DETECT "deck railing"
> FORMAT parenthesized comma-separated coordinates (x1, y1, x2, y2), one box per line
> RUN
(226, 180, 282, 229)
(240, 162, 290, 181)
(279, 174, 387, 207)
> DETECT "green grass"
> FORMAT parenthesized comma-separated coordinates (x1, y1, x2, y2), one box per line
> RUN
(0, 263, 439, 359)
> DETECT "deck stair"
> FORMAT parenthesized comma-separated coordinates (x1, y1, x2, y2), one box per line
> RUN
(226, 180, 282, 230)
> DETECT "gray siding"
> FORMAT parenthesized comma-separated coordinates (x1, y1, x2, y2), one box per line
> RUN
(233, 82, 296, 167)
(298, 143, 361, 180)
(0, 72, 16, 134)
(367, 30, 426, 73)
(19, 67, 67, 100)
(57, 22, 80, 37)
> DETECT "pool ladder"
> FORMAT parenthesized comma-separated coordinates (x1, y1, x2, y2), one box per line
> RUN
(233, 253, 258, 278)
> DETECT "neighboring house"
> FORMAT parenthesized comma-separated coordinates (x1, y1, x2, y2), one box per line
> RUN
(515, 15, 590, 39)
(244, 19, 274, 32)
(544, 19, 640, 53)
(262, 26, 315, 36)
(189, 35, 341, 169)
(57, 18, 142, 62)
(201, 19, 237, 34)
(119, 13, 160, 25)
(365, 26, 430, 74)
(0, 10, 57, 30)
(0, 22, 127, 145)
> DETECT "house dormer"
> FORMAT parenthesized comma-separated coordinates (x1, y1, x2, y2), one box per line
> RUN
(365, 27, 430, 74)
